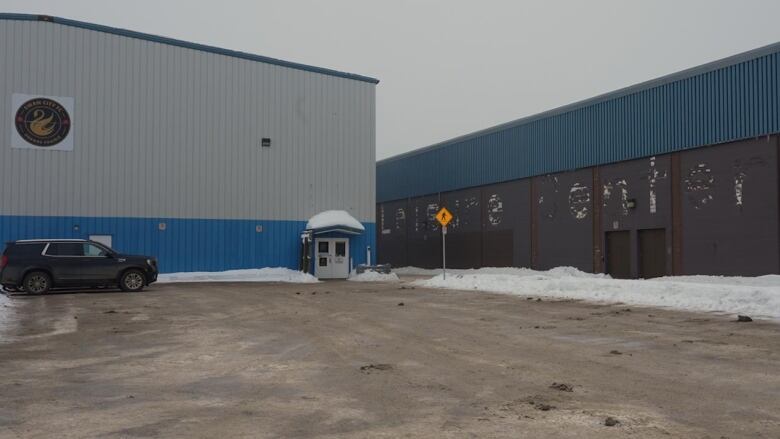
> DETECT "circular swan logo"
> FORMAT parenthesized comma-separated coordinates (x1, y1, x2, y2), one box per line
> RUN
(14, 97, 71, 147)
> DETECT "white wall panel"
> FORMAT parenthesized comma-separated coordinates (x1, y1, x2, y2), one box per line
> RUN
(0, 19, 376, 222)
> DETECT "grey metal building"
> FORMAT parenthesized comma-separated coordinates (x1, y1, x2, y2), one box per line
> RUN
(0, 14, 378, 274)
(377, 43, 780, 277)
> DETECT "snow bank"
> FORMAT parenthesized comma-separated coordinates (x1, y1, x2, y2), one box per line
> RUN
(158, 267, 319, 284)
(348, 271, 400, 282)
(306, 210, 365, 231)
(0, 292, 11, 319)
(409, 267, 780, 320)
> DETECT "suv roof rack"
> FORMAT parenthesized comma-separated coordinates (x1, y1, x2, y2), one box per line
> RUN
(14, 239, 87, 243)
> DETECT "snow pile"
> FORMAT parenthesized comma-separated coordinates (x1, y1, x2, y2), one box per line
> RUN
(409, 266, 780, 320)
(158, 267, 319, 284)
(306, 210, 365, 231)
(0, 292, 11, 320)
(348, 271, 400, 282)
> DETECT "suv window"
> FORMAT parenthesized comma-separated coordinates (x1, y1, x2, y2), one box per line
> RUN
(4, 243, 46, 256)
(84, 244, 108, 257)
(46, 242, 85, 256)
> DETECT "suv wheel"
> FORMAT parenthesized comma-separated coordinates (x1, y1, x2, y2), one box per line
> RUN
(23, 271, 51, 294)
(120, 269, 145, 292)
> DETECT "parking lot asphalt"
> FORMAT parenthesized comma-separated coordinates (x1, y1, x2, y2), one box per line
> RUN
(1, 279, 779, 438)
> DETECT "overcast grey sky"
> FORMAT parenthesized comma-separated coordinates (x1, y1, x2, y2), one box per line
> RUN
(4, 0, 780, 159)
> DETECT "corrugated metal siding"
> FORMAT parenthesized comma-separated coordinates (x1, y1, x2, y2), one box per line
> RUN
(679, 137, 779, 275)
(378, 48, 780, 202)
(0, 19, 376, 223)
(0, 215, 376, 273)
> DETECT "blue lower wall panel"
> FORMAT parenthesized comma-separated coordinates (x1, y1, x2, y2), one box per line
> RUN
(0, 215, 376, 274)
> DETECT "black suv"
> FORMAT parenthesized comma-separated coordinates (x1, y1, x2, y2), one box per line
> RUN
(0, 239, 158, 294)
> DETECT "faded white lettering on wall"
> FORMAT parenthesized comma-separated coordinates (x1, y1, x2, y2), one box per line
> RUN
(448, 196, 478, 230)
(644, 156, 668, 214)
(380, 205, 391, 235)
(426, 203, 440, 232)
(395, 208, 406, 231)
(539, 176, 559, 219)
(683, 163, 714, 209)
(569, 183, 591, 220)
(602, 179, 629, 215)
(733, 156, 767, 211)
(487, 194, 503, 226)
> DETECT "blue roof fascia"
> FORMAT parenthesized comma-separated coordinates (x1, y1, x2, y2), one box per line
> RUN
(0, 13, 379, 85)
(378, 40, 780, 164)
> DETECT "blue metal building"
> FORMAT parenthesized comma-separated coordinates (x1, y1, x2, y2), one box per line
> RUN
(377, 43, 780, 277)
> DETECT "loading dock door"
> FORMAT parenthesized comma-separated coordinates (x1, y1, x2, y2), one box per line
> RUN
(605, 231, 631, 279)
(639, 229, 666, 279)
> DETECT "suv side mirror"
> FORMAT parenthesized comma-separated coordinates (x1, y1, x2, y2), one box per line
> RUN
(104, 252, 115, 258)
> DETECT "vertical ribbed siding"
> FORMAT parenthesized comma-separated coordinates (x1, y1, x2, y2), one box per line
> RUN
(378, 50, 780, 202)
(0, 19, 376, 223)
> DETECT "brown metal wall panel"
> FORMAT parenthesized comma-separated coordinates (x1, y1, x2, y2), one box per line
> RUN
(480, 179, 531, 267)
(534, 169, 594, 272)
(599, 156, 673, 277)
(680, 137, 779, 275)
(671, 153, 683, 274)
(376, 135, 780, 276)
(530, 178, 539, 268)
(592, 167, 603, 273)
(407, 194, 442, 268)
(442, 188, 482, 268)
(377, 199, 409, 267)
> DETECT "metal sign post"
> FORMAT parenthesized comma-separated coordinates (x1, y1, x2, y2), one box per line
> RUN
(435, 207, 453, 280)
(442, 225, 447, 280)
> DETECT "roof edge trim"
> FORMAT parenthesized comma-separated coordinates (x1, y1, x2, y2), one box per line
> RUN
(0, 13, 380, 84)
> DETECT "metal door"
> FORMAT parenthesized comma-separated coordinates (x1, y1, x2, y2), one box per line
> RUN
(605, 231, 631, 279)
(332, 239, 349, 278)
(314, 239, 349, 279)
(639, 229, 666, 279)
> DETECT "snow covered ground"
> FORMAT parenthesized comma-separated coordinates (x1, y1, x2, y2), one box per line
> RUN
(348, 271, 400, 282)
(0, 292, 11, 320)
(158, 267, 319, 284)
(402, 266, 780, 320)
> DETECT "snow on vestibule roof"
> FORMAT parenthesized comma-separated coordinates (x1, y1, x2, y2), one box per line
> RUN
(306, 210, 365, 235)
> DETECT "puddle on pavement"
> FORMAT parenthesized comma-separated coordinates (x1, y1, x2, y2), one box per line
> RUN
(0, 292, 17, 336)
(0, 293, 79, 343)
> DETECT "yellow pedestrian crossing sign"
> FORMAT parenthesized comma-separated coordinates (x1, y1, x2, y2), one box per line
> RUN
(435, 207, 453, 227)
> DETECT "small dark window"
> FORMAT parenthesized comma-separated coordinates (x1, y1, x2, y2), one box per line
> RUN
(335, 242, 346, 257)
(318, 241, 329, 253)
(261, 138, 271, 147)
(319, 257, 328, 267)
(5, 243, 46, 256)
(47, 242, 84, 256)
